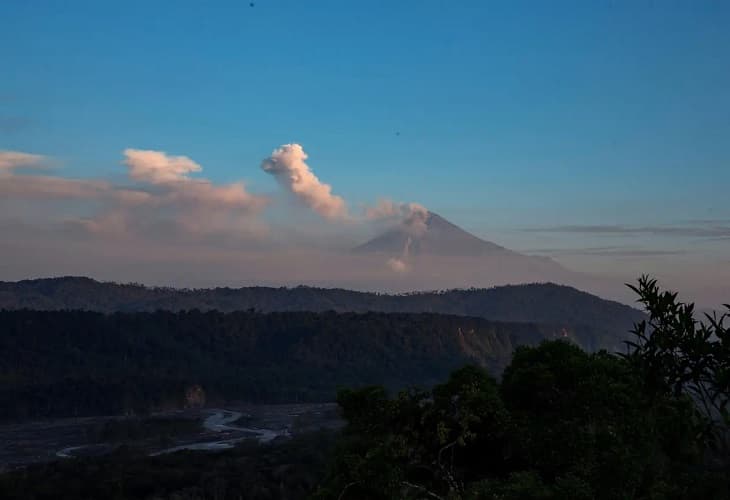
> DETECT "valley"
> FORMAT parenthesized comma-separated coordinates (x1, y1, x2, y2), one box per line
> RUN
(0, 403, 341, 470)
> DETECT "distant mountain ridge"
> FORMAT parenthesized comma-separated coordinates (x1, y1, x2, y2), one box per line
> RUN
(0, 276, 644, 352)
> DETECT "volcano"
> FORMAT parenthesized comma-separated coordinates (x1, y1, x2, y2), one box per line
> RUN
(352, 211, 581, 289)
(355, 212, 518, 257)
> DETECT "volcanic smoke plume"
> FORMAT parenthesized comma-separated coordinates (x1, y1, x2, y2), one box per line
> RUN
(366, 199, 429, 234)
(261, 144, 348, 220)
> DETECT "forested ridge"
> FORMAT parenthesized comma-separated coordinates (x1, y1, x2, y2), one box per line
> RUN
(0, 277, 642, 350)
(312, 277, 730, 499)
(0, 309, 584, 420)
(1, 279, 728, 499)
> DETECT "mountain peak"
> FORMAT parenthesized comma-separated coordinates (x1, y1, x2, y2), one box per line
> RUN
(354, 212, 514, 257)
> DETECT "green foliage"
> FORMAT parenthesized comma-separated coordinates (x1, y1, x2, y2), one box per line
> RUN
(2, 276, 728, 500)
(622, 275, 730, 450)
(318, 366, 514, 498)
(317, 278, 730, 499)
(0, 309, 570, 420)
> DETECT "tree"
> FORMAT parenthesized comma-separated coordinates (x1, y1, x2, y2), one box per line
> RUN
(317, 278, 730, 499)
(622, 275, 730, 452)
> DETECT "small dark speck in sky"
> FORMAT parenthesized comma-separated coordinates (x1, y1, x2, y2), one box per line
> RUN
(250, 2, 255, 6)
(395, 131, 400, 136)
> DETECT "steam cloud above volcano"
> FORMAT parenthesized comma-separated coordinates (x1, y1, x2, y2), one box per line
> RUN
(1, 145, 725, 309)
(261, 144, 348, 220)
(260, 144, 429, 246)
(367, 199, 429, 235)
(2, 143, 428, 262)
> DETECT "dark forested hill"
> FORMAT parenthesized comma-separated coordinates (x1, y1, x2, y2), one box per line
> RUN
(0, 309, 607, 420)
(0, 277, 642, 350)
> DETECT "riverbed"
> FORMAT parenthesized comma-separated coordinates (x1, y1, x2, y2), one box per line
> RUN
(0, 403, 342, 470)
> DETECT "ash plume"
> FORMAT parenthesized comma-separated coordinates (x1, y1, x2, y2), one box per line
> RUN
(261, 144, 348, 220)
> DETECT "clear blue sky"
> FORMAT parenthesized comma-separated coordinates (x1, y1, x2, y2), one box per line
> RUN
(2, 1, 729, 266)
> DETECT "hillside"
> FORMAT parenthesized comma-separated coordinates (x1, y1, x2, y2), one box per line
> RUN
(0, 309, 590, 420)
(0, 277, 642, 350)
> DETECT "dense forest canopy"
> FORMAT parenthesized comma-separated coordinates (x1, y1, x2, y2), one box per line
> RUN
(313, 280, 730, 499)
(2, 278, 727, 499)
(0, 277, 642, 347)
(0, 309, 594, 420)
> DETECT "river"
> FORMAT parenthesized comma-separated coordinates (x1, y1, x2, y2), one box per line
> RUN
(54, 408, 289, 459)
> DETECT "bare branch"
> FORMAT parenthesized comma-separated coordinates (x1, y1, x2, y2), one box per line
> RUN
(337, 481, 360, 500)
(401, 481, 445, 500)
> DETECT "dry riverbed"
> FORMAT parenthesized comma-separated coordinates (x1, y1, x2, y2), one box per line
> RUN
(0, 403, 342, 471)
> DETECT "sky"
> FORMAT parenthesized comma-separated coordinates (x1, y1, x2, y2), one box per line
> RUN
(1, 0, 729, 306)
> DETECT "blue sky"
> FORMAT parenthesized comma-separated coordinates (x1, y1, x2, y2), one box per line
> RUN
(1, 1, 729, 301)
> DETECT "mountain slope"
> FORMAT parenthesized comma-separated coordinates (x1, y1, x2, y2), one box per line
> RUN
(354, 212, 515, 257)
(0, 309, 604, 419)
(351, 211, 581, 290)
(0, 277, 643, 352)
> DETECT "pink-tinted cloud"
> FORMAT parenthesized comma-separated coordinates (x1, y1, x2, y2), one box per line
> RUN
(123, 149, 202, 184)
(0, 175, 110, 199)
(76, 149, 268, 238)
(74, 211, 132, 237)
(261, 144, 348, 220)
(114, 189, 154, 205)
(122, 149, 266, 211)
(386, 257, 408, 273)
(0, 150, 45, 173)
(2, 149, 267, 241)
(162, 180, 266, 211)
(1, 150, 152, 202)
(365, 199, 402, 219)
